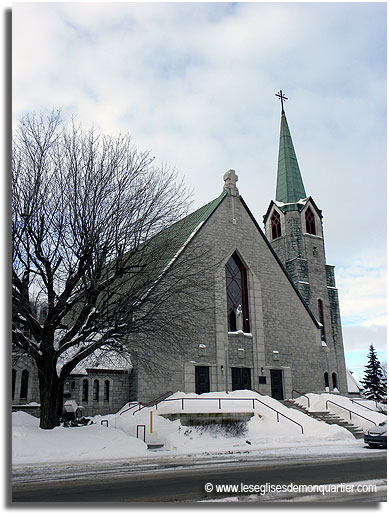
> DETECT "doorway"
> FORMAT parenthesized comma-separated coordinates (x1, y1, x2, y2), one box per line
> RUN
(195, 366, 210, 394)
(231, 367, 252, 390)
(270, 369, 284, 400)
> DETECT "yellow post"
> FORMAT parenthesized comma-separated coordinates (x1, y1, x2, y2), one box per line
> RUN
(150, 410, 153, 434)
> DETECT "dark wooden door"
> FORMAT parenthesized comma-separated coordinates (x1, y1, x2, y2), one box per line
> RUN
(270, 369, 284, 400)
(231, 367, 251, 390)
(195, 366, 210, 394)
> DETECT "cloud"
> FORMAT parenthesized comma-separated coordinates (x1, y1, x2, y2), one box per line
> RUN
(336, 253, 386, 328)
(12, 2, 386, 361)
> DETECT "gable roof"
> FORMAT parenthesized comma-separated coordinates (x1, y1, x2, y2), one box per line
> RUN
(150, 189, 320, 329)
(263, 195, 323, 224)
(142, 190, 227, 277)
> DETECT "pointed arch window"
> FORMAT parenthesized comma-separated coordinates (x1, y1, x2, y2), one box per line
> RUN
(93, 380, 99, 401)
(20, 370, 29, 399)
(332, 372, 338, 389)
(226, 252, 250, 332)
(271, 210, 282, 239)
(324, 372, 329, 388)
(12, 369, 16, 400)
(82, 379, 89, 402)
(305, 207, 316, 235)
(104, 380, 110, 402)
(318, 299, 326, 342)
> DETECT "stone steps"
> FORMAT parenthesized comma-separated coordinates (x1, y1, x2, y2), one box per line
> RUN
(283, 400, 365, 439)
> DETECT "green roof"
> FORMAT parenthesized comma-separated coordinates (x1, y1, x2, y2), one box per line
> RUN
(150, 190, 227, 271)
(276, 113, 306, 203)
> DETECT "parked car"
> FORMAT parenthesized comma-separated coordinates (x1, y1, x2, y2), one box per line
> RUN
(364, 421, 387, 448)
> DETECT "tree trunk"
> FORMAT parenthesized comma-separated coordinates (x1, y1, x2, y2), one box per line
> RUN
(38, 363, 63, 429)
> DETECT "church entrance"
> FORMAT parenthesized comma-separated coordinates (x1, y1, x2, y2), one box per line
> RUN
(270, 369, 284, 400)
(195, 366, 210, 394)
(231, 367, 251, 390)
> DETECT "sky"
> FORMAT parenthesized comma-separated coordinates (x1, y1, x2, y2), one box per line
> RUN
(11, 1, 387, 381)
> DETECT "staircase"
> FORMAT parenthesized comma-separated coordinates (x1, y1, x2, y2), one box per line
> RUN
(283, 399, 365, 439)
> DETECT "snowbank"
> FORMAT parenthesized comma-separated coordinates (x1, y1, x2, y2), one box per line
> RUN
(12, 412, 148, 465)
(294, 393, 387, 430)
(13, 390, 363, 466)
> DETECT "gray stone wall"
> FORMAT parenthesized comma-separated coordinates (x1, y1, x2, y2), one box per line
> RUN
(135, 193, 331, 401)
(12, 355, 131, 418)
(12, 356, 40, 405)
(265, 199, 348, 395)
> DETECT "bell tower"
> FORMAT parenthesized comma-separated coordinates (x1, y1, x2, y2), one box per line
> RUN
(263, 91, 348, 395)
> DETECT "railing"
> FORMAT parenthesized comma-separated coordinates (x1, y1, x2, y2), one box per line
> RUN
(152, 396, 304, 434)
(350, 399, 378, 412)
(291, 389, 310, 408)
(119, 401, 141, 416)
(132, 391, 174, 415)
(325, 400, 377, 426)
(136, 424, 146, 442)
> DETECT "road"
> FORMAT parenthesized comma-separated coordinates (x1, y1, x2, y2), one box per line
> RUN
(12, 454, 387, 503)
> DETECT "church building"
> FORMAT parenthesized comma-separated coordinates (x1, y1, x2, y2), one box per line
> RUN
(12, 97, 348, 417)
(130, 98, 348, 402)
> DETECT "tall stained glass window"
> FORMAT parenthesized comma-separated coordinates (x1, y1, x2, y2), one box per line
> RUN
(226, 252, 250, 332)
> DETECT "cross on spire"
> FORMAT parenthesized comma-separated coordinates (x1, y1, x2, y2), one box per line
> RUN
(275, 90, 288, 114)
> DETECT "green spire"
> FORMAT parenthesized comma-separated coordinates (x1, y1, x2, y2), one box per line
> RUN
(276, 112, 306, 203)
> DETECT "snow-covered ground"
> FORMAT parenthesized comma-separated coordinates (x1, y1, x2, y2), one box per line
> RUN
(12, 390, 386, 466)
(294, 393, 386, 430)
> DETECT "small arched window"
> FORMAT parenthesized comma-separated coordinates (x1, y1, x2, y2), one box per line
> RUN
(332, 372, 338, 389)
(12, 369, 16, 400)
(104, 380, 110, 402)
(20, 370, 29, 399)
(226, 252, 250, 332)
(271, 210, 282, 239)
(318, 299, 326, 342)
(305, 207, 316, 235)
(93, 380, 99, 401)
(324, 372, 329, 388)
(82, 379, 89, 402)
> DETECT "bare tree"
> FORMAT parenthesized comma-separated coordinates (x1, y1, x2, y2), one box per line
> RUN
(12, 110, 210, 429)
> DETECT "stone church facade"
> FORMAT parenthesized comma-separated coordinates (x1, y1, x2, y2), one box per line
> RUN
(131, 107, 348, 402)
(12, 106, 348, 416)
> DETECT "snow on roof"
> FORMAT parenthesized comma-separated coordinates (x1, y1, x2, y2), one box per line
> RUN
(58, 347, 132, 376)
(274, 197, 308, 208)
(346, 369, 363, 394)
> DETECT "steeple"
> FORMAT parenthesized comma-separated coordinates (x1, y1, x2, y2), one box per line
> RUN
(275, 92, 306, 204)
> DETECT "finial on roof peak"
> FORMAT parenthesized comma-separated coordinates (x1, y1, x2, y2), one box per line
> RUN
(223, 169, 239, 196)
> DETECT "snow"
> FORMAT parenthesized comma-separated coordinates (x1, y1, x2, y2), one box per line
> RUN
(12, 411, 147, 465)
(13, 390, 377, 467)
(294, 393, 387, 430)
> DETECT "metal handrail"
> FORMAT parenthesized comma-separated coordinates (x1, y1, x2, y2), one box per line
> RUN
(325, 400, 377, 426)
(132, 391, 174, 415)
(119, 401, 141, 416)
(291, 389, 310, 408)
(153, 396, 304, 434)
(350, 399, 378, 413)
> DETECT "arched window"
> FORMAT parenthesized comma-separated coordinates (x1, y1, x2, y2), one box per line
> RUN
(93, 380, 99, 401)
(332, 372, 338, 389)
(12, 369, 16, 400)
(104, 380, 110, 402)
(20, 370, 29, 399)
(318, 299, 326, 342)
(271, 210, 282, 239)
(324, 372, 329, 388)
(82, 379, 89, 402)
(305, 207, 316, 235)
(226, 252, 250, 332)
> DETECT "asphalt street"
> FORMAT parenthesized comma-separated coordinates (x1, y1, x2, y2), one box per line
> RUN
(12, 454, 387, 503)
